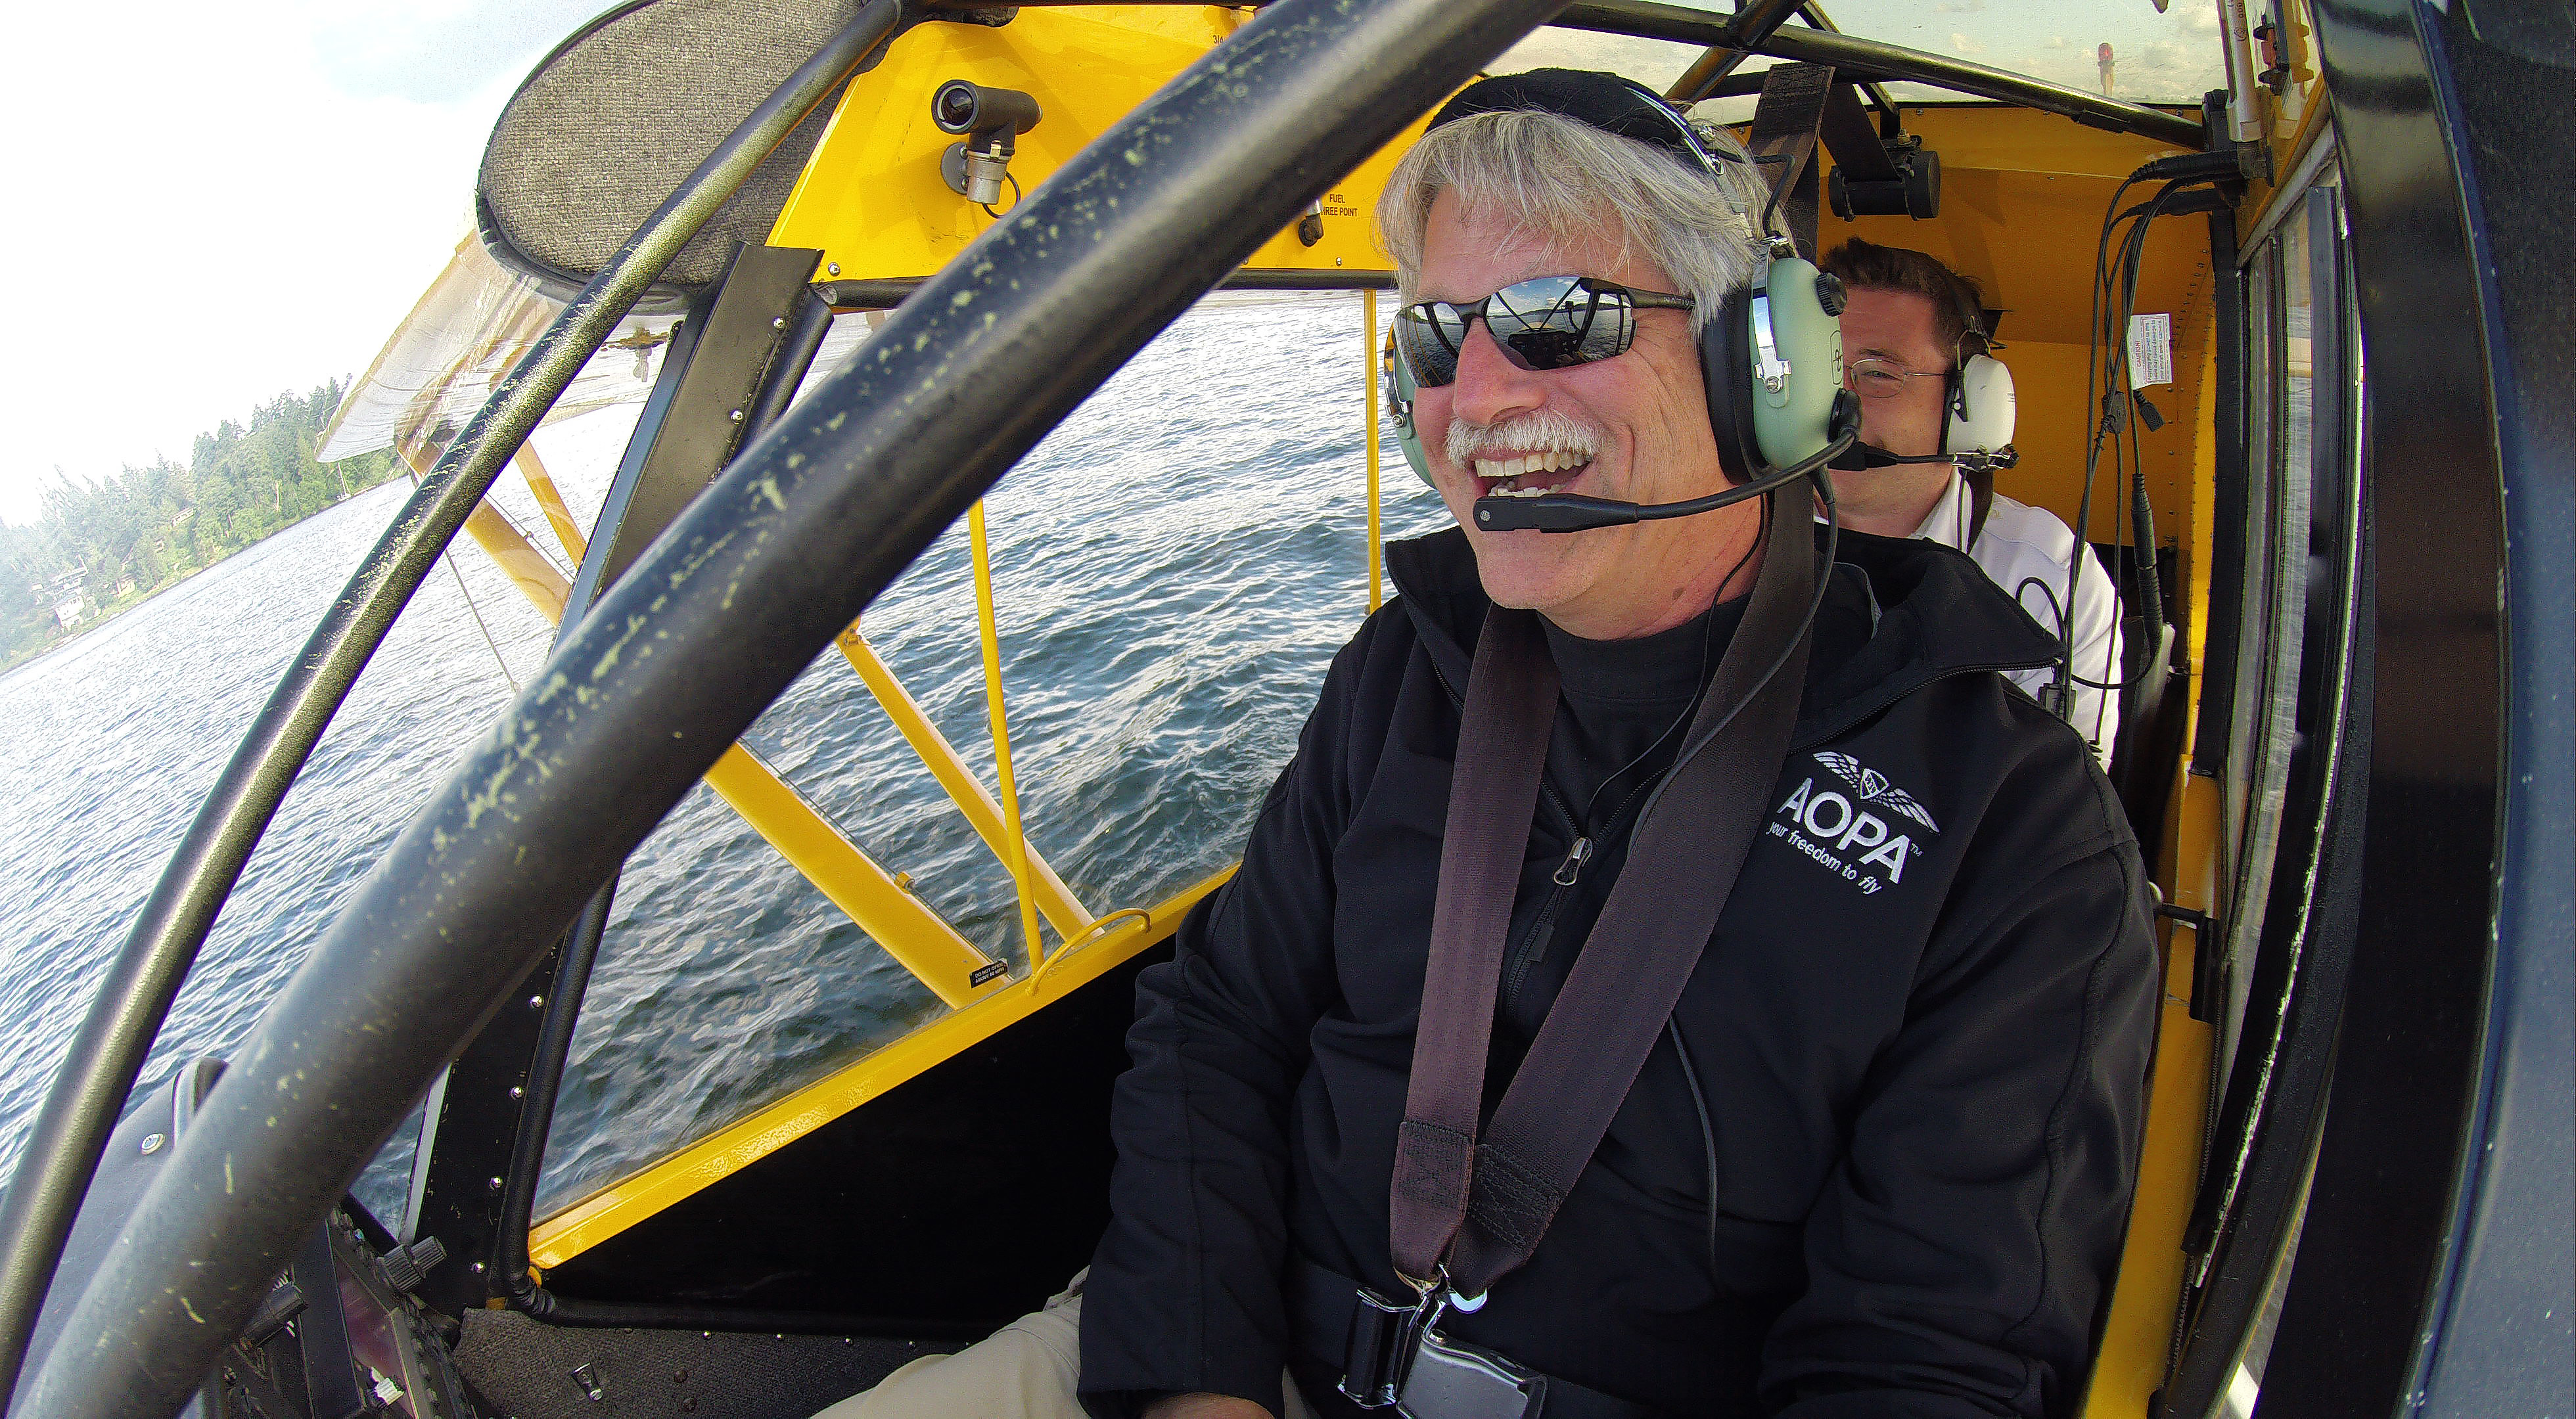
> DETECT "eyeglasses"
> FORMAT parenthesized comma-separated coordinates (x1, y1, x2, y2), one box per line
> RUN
(1845, 355, 1949, 399)
(1394, 276, 1693, 388)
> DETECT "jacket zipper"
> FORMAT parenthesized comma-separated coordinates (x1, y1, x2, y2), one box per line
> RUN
(1501, 821, 1588, 1010)
(1425, 652, 1593, 1013)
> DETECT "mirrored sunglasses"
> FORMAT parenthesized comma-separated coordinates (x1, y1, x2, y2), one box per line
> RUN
(1395, 276, 1693, 388)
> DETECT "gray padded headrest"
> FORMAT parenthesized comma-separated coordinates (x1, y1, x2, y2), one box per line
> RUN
(475, 0, 866, 296)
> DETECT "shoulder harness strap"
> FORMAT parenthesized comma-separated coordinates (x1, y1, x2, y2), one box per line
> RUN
(1390, 482, 1818, 1300)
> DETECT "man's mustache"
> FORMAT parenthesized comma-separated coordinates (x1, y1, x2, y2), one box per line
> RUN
(1444, 409, 1603, 466)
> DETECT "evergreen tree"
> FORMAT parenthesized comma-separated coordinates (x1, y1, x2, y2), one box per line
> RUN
(2, 380, 403, 665)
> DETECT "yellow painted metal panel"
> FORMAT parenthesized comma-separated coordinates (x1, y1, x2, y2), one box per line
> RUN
(527, 865, 1236, 1269)
(701, 743, 1002, 1008)
(833, 624, 1094, 940)
(2082, 774, 2222, 1418)
(1984, 334, 2203, 549)
(1835, 106, 2199, 183)
(766, 7, 1431, 284)
(2183, 328, 2220, 768)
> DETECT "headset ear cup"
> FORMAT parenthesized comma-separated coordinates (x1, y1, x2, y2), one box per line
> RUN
(1946, 353, 2015, 455)
(1383, 328, 1435, 489)
(1745, 256, 1845, 472)
(1703, 288, 1762, 485)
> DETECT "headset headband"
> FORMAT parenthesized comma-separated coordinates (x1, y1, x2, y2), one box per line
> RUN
(1424, 69, 1744, 179)
(1929, 265, 1996, 367)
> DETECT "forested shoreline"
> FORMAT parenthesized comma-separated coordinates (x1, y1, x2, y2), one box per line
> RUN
(0, 382, 402, 668)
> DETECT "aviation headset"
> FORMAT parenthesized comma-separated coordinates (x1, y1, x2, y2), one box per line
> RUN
(1379, 70, 1858, 533)
(1939, 274, 2015, 467)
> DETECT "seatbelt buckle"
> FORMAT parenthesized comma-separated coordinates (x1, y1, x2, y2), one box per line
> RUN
(1396, 1326, 1547, 1419)
(1338, 1286, 1421, 1408)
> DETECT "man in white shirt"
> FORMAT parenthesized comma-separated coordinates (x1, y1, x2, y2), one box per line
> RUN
(1818, 238, 2123, 765)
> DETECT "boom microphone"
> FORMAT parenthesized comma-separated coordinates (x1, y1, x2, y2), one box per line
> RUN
(1828, 441, 1954, 471)
(1473, 428, 1858, 533)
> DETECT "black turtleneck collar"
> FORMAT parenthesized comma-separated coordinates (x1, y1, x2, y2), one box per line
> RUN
(1540, 598, 1747, 708)
(1383, 524, 2059, 750)
(1536, 596, 1749, 834)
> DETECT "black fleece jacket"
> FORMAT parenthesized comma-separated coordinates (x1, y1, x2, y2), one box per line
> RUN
(1080, 526, 2157, 1419)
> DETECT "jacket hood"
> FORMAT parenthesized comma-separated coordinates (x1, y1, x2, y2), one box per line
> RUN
(1381, 523, 2061, 745)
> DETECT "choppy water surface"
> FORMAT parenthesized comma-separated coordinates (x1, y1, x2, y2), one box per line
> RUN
(0, 292, 1446, 1224)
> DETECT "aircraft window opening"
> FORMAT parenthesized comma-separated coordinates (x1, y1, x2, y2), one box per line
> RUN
(2213, 169, 2332, 1090)
(2134, 160, 2370, 1419)
(494, 290, 1438, 1246)
(1504, 4, 2233, 110)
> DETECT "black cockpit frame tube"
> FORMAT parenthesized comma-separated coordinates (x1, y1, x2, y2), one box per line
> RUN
(0, 3, 909, 1410)
(11, 1, 1567, 1414)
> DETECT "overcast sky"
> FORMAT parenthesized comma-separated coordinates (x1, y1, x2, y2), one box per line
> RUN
(0, 1, 605, 524)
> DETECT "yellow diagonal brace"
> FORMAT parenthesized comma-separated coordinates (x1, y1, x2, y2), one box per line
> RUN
(457, 499, 569, 623)
(701, 744, 1001, 1008)
(514, 443, 590, 562)
(969, 501, 1047, 973)
(441, 468, 1001, 1009)
(833, 627, 1092, 941)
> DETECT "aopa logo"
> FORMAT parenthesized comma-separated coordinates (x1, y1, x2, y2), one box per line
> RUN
(1768, 752, 1939, 893)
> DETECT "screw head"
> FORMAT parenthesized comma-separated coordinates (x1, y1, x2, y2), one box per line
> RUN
(509, 1086, 524, 1100)
(827, 262, 842, 276)
(771, 317, 787, 330)
(487, 1176, 505, 1192)
(469, 1261, 485, 1273)
(140, 1133, 166, 1154)
(728, 409, 745, 422)
(528, 995, 544, 1009)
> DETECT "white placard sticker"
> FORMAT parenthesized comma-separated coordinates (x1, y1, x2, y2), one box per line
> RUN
(2126, 313, 2174, 388)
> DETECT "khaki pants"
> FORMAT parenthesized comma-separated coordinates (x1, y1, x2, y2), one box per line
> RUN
(814, 1271, 1317, 1419)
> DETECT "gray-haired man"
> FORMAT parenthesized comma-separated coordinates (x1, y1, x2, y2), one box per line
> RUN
(829, 68, 2153, 1419)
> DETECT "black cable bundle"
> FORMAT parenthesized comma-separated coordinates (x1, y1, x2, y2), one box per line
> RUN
(2053, 161, 2234, 754)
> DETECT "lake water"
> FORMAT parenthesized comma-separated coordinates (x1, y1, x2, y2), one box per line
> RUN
(0, 291, 1448, 1227)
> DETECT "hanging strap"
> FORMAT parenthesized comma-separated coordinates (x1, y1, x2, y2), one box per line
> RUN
(1966, 462, 1997, 549)
(1387, 606, 1559, 1286)
(1389, 485, 1819, 1300)
(1744, 63, 1838, 259)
